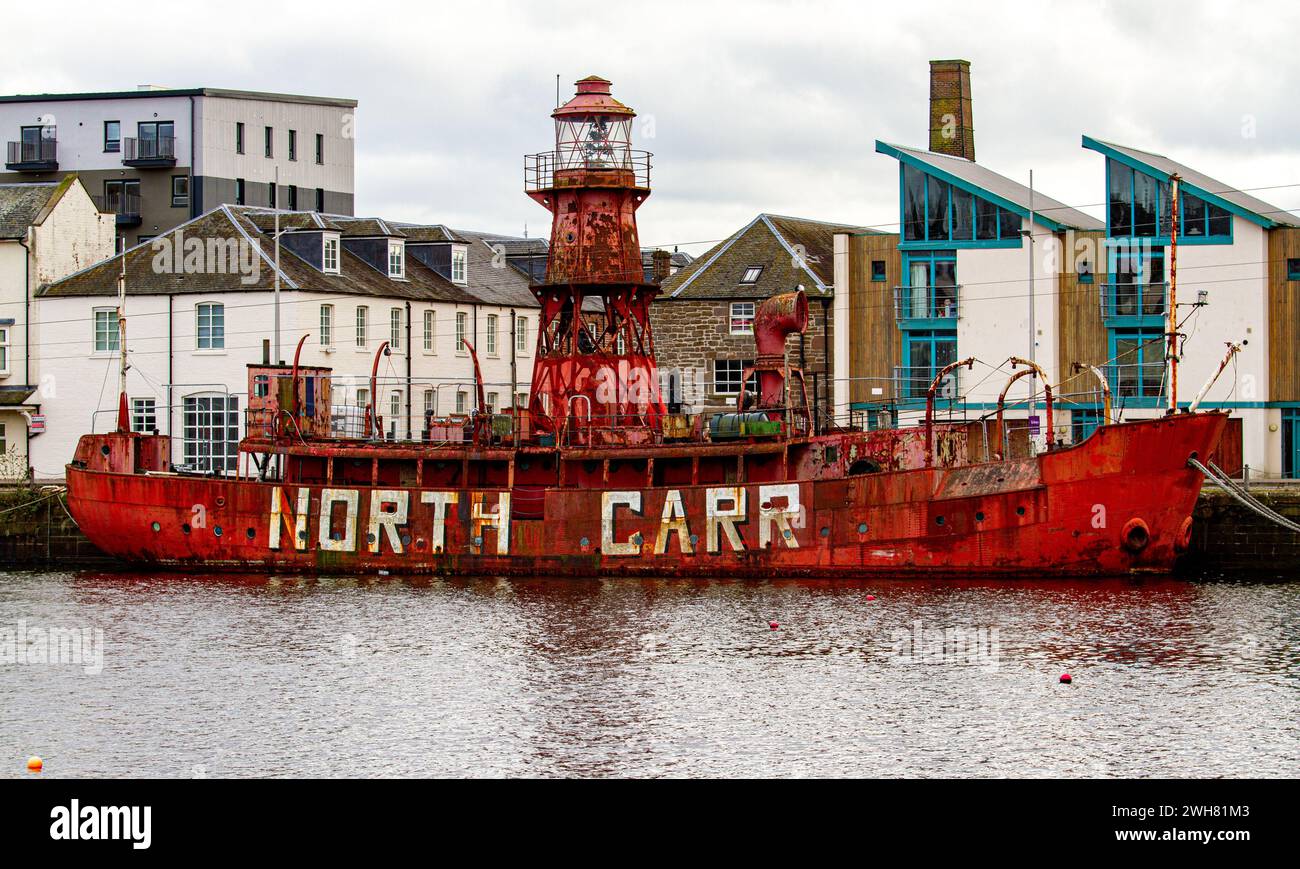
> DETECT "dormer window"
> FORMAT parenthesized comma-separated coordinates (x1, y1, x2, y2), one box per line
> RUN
(388, 241, 405, 278)
(740, 265, 763, 284)
(451, 245, 467, 284)
(322, 234, 340, 274)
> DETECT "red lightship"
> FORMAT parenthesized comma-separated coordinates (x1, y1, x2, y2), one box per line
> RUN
(64, 77, 1225, 576)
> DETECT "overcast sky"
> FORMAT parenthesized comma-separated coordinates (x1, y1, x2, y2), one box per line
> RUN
(6, 0, 1298, 255)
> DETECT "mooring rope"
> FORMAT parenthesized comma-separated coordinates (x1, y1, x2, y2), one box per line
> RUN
(0, 486, 67, 518)
(1188, 458, 1300, 534)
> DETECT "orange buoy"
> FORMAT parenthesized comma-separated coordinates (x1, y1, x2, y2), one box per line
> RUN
(26, 756, 43, 773)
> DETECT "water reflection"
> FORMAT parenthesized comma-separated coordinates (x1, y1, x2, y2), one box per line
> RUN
(1, 571, 1295, 777)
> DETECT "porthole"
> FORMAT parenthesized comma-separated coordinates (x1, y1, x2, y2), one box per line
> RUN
(246, 528, 256, 540)
(1016, 506, 1026, 517)
(214, 525, 223, 537)
(181, 523, 191, 534)
(100, 445, 111, 457)
(151, 521, 161, 533)
(820, 527, 830, 537)
(857, 523, 868, 534)
(975, 512, 985, 522)
(935, 516, 945, 526)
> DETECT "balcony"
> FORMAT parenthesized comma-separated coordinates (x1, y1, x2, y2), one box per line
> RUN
(894, 365, 963, 401)
(525, 149, 651, 193)
(5, 138, 57, 172)
(893, 285, 960, 321)
(122, 136, 177, 168)
(93, 191, 143, 227)
(1100, 282, 1167, 321)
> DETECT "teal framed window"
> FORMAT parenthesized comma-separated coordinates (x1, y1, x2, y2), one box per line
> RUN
(1288, 258, 1300, 281)
(899, 250, 958, 322)
(1285, 409, 1300, 478)
(1107, 158, 1231, 244)
(900, 329, 958, 399)
(1109, 328, 1165, 401)
(1071, 409, 1102, 444)
(901, 164, 1023, 247)
(1105, 244, 1166, 322)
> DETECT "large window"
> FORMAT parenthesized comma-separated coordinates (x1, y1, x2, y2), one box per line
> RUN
(390, 308, 402, 350)
(320, 304, 334, 347)
(455, 311, 468, 353)
(1108, 159, 1231, 242)
(1107, 246, 1166, 319)
(730, 302, 756, 335)
(902, 164, 1023, 245)
(93, 308, 119, 353)
(196, 302, 225, 350)
(131, 398, 158, 434)
(713, 359, 754, 395)
(901, 251, 957, 320)
(486, 314, 498, 355)
(902, 330, 958, 398)
(135, 121, 174, 160)
(182, 394, 239, 474)
(1111, 329, 1166, 399)
(103, 121, 120, 153)
(356, 306, 368, 348)
(424, 310, 436, 353)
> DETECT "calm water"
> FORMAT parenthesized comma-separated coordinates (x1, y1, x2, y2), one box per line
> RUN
(1, 570, 1296, 778)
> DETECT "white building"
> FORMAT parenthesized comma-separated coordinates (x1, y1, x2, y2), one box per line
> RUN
(0, 87, 356, 252)
(0, 176, 115, 481)
(30, 206, 541, 481)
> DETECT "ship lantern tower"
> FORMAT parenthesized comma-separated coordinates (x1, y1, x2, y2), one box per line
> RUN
(524, 76, 665, 444)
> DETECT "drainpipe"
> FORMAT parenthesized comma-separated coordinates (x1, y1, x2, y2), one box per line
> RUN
(167, 294, 174, 437)
(188, 96, 197, 219)
(18, 236, 30, 386)
(510, 307, 518, 447)
(820, 295, 831, 433)
(405, 300, 412, 440)
(473, 304, 479, 412)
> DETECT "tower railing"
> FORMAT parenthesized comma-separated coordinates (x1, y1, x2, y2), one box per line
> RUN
(525, 150, 652, 192)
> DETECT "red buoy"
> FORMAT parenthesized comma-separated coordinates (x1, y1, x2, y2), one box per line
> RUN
(1059, 673, 1073, 684)
(769, 621, 779, 630)
(866, 594, 876, 601)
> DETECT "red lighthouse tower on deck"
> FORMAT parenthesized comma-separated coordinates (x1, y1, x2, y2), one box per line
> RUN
(525, 76, 665, 444)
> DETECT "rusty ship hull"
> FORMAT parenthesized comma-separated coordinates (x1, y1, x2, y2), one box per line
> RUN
(64, 412, 1223, 577)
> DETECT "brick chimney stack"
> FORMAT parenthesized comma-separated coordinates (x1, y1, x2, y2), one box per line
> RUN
(651, 248, 672, 282)
(928, 59, 975, 162)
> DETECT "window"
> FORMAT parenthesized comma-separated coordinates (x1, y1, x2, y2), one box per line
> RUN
(713, 359, 754, 394)
(135, 121, 174, 159)
(322, 236, 340, 273)
(103, 121, 120, 153)
(1107, 159, 1232, 242)
(182, 394, 239, 474)
(389, 391, 401, 421)
(1071, 409, 1102, 445)
(171, 175, 189, 208)
(268, 182, 276, 208)
(0, 422, 5, 456)
(264, 126, 273, 158)
(729, 302, 756, 335)
(131, 398, 158, 434)
(455, 311, 468, 353)
(456, 391, 468, 414)
(903, 330, 959, 398)
(1078, 259, 1094, 284)
(388, 241, 405, 278)
(390, 308, 402, 350)
(356, 306, 369, 348)
(451, 247, 467, 284)
(871, 260, 887, 282)
(1107, 247, 1166, 319)
(424, 310, 436, 353)
(103, 179, 140, 216)
(423, 389, 435, 419)
(740, 266, 763, 284)
(902, 163, 1023, 244)
(1289, 259, 1300, 282)
(356, 388, 370, 410)
(93, 308, 119, 353)
(1112, 329, 1165, 399)
(486, 314, 498, 355)
(196, 302, 225, 350)
(235, 122, 245, 155)
(486, 392, 498, 414)
(288, 129, 297, 161)
(320, 304, 334, 347)
(902, 251, 958, 320)
(516, 316, 529, 353)
(286, 185, 297, 210)
(516, 392, 528, 410)
(315, 188, 324, 213)
(235, 178, 245, 206)
(0, 326, 8, 374)
(315, 133, 324, 165)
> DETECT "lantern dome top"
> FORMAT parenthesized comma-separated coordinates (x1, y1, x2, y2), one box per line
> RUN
(552, 75, 636, 119)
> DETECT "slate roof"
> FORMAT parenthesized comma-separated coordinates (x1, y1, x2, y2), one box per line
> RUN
(38, 206, 498, 306)
(1083, 136, 1300, 228)
(876, 141, 1104, 232)
(452, 229, 541, 309)
(0, 181, 64, 239)
(394, 224, 470, 244)
(662, 213, 875, 301)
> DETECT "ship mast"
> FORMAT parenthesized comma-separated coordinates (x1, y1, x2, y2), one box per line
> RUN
(115, 254, 130, 433)
(1167, 173, 1181, 414)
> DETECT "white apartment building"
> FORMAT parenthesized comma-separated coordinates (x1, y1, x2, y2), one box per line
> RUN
(29, 206, 542, 481)
(0, 87, 356, 252)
